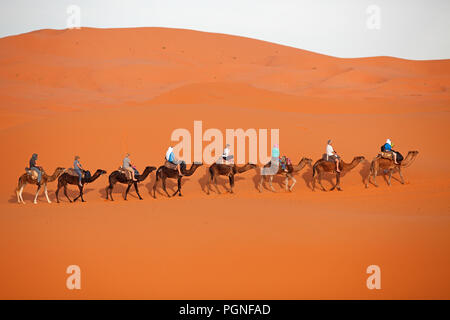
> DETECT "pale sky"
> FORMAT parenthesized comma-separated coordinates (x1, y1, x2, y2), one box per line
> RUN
(0, 0, 449, 60)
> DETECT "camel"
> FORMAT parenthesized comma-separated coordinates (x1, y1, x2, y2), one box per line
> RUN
(152, 162, 203, 198)
(16, 167, 66, 204)
(206, 162, 257, 195)
(106, 166, 156, 201)
(258, 157, 312, 192)
(365, 151, 419, 188)
(56, 169, 107, 203)
(312, 156, 365, 191)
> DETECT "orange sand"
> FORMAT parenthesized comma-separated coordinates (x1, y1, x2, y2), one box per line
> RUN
(0, 27, 449, 299)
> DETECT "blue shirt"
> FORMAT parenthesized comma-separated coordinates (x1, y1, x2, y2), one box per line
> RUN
(168, 152, 175, 162)
(384, 143, 392, 151)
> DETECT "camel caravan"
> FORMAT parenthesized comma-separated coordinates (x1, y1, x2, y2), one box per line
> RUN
(15, 139, 419, 204)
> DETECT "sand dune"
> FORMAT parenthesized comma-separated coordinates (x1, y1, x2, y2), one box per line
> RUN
(0, 27, 449, 299)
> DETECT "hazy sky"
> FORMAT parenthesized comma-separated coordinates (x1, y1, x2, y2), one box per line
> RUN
(0, 0, 449, 60)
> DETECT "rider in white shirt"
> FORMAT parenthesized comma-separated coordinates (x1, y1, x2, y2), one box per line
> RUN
(326, 140, 340, 173)
(222, 144, 233, 164)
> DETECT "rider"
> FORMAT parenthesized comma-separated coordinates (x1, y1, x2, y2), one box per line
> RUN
(222, 144, 234, 164)
(165, 146, 183, 176)
(271, 144, 287, 172)
(326, 140, 341, 173)
(74, 155, 84, 187)
(382, 139, 398, 164)
(29, 153, 41, 184)
(123, 153, 137, 181)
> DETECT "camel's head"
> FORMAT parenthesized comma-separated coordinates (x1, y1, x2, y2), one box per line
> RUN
(354, 156, 365, 163)
(247, 163, 258, 169)
(302, 158, 313, 166)
(145, 166, 157, 172)
(96, 169, 107, 175)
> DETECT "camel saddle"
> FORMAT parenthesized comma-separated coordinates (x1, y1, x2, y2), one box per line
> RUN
(379, 151, 393, 160)
(218, 158, 234, 166)
(66, 168, 85, 178)
(118, 166, 134, 180)
(164, 161, 178, 170)
(25, 168, 39, 180)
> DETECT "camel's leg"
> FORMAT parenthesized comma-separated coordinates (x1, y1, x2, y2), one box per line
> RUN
(44, 184, 51, 203)
(312, 174, 316, 191)
(335, 173, 342, 191)
(17, 181, 26, 204)
(269, 176, 276, 192)
(73, 185, 85, 202)
(289, 175, 296, 192)
(62, 184, 72, 203)
(318, 172, 327, 191)
(107, 184, 114, 201)
(228, 175, 234, 194)
(284, 175, 289, 191)
(387, 170, 393, 186)
(20, 185, 26, 204)
(172, 177, 180, 196)
(33, 184, 42, 204)
(213, 176, 221, 194)
(17, 186, 25, 204)
(55, 183, 61, 203)
(16, 187, 21, 204)
(134, 182, 143, 200)
(162, 177, 171, 198)
(174, 177, 182, 197)
(152, 179, 158, 199)
(73, 185, 81, 201)
(124, 183, 132, 200)
(398, 166, 405, 184)
(372, 168, 378, 187)
(258, 175, 266, 192)
(365, 168, 371, 188)
(206, 173, 211, 195)
(330, 174, 337, 191)
(76, 185, 85, 202)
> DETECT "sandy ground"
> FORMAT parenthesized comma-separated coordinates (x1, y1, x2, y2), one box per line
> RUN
(0, 27, 449, 299)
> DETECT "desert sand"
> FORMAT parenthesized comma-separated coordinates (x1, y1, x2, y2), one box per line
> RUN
(0, 27, 449, 299)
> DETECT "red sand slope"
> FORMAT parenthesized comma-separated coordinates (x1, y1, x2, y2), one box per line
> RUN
(0, 27, 449, 299)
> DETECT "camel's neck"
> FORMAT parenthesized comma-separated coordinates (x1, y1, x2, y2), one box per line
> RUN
(138, 168, 152, 181)
(47, 169, 62, 182)
(292, 160, 308, 172)
(236, 164, 253, 173)
(183, 164, 200, 176)
(401, 152, 417, 167)
(342, 159, 361, 172)
(87, 171, 102, 182)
